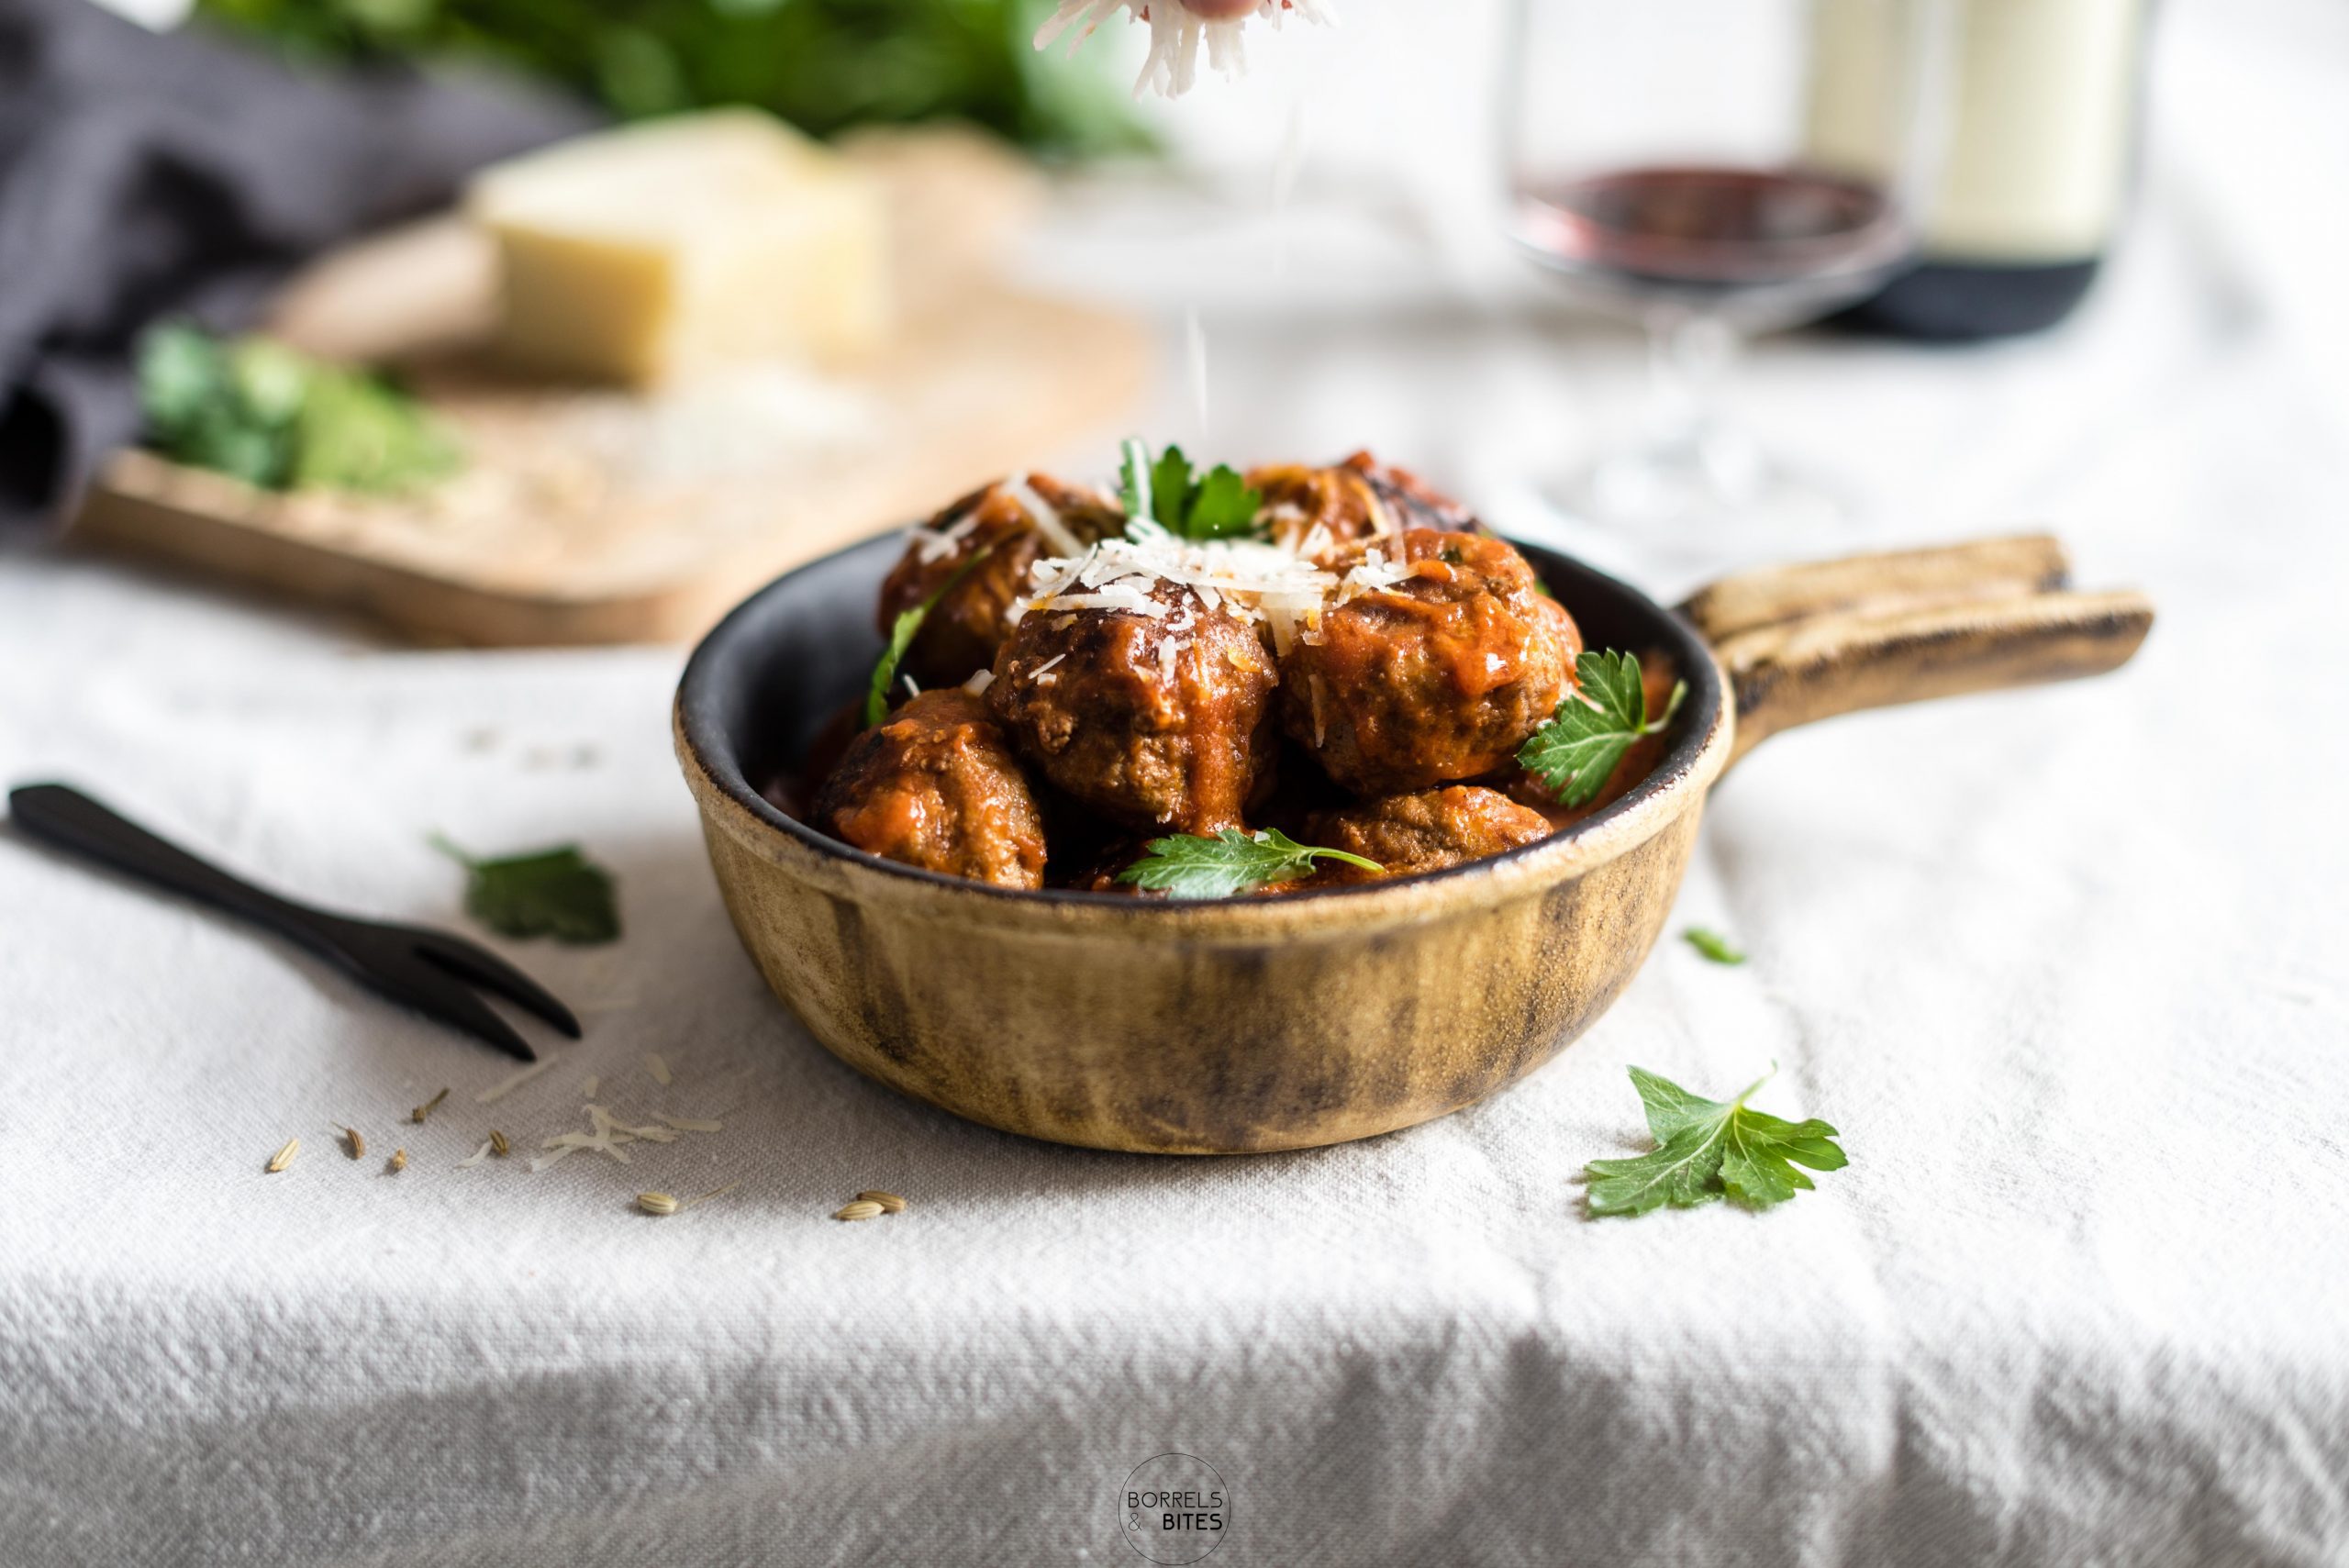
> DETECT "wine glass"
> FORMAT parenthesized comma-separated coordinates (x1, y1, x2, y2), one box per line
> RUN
(1499, 0, 1945, 550)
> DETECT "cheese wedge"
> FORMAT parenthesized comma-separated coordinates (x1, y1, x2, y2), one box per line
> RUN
(468, 110, 890, 386)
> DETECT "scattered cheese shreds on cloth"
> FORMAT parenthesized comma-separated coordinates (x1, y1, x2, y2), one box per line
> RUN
(643, 1052, 673, 1086)
(1035, 0, 1334, 98)
(525, 1103, 725, 1173)
(457, 1139, 495, 1169)
(476, 1052, 559, 1104)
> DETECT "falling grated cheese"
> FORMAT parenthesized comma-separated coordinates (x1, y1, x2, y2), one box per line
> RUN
(1035, 0, 1336, 99)
(477, 1052, 559, 1104)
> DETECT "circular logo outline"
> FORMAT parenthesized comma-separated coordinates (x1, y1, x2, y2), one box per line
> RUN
(1119, 1451, 1230, 1564)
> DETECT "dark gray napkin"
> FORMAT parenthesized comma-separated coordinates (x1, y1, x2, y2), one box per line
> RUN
(0, 0, 597, 533)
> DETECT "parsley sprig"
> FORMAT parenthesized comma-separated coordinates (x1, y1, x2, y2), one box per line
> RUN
(1682, 926, 1746, 965)
(139, 324, 459, 495)
(431, 836, 619, 945)
(1585, 1066, 1846, 1218)
(1518, 651, 1687, 809)
(867, 540, 1000, 728)
(1119, 439, 1264, 541)
(1117, 828, 1382, 899)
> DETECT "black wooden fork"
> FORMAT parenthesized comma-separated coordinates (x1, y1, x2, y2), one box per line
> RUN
(7, 784, 578, 1060)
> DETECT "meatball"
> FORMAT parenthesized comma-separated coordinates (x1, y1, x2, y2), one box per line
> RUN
(987, 580, 1278, 834)
(1248, 451, 1478, 555)
(1279, 528, 1581, 795)
(877, 475, 1123, 688)
(813, 689, 1047, 889)
(1301, 786, 1555, 886)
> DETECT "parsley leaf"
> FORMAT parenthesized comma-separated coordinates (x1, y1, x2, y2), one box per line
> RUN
(432, 836, 620, 945)
(1150, 444, 1194, 530)
(1184, 463, 1263, 539)
(1116, 828, 1382, 899)
(1115, 439, 1264, 541)
(866, 540, 999, 728)
(1517, 650, 1687, 809)
(1585, 1066, 1845, 1218)
(1682, 926, 1747, 965)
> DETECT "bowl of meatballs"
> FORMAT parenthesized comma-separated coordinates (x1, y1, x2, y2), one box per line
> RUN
(675, 446, 2152, 1154)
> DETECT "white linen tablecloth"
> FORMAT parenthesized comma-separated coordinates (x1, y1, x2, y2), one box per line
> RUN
(3, 3, 2346, 1562)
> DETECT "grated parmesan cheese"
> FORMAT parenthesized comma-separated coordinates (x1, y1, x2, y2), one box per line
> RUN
(907, 506, 983, 564)
(476, 1052, 559, 1104)
(457, 1139, 495, 1169)
(644, 1052, 672, 1086)
(963, 668, 996, 697)
(528, 1101, 725, 1172)
(1005, 473, 1085, 558)
(1009, 519, 1345, 652)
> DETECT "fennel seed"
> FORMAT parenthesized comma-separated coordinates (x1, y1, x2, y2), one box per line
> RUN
(488, 1129, 511, 1158)
(387, 1148, 408, 1173)
(856, 1190, 907, 1215)
(412, 1087, 450, 1124)
(266, 1138, 299, 1173)
(340, 1126, 365, 1160)
(834, 1200, 885, 1222)
(637, 1192, 681, 1216)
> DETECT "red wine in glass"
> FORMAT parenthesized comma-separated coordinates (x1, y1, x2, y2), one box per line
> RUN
(1512, 165, 1909, 319)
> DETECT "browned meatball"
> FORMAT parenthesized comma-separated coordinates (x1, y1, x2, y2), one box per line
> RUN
(1248, 451, 1478, 554)
(987, 580, 1279, 834)
(1279, 529, 1581, 795)
(813, 689, 1047, 889)
(1302, 786, 1555, 885)
(877, 475, 1123, 688)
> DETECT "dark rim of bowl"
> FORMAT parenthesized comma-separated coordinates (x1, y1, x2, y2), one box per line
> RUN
(676, 531, 1725, 907)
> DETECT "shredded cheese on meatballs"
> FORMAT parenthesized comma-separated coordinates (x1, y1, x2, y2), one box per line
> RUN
(1010, 518, 1381, 655)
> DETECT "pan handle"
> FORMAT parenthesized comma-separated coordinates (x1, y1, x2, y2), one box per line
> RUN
(1677, 535, 2154, 765)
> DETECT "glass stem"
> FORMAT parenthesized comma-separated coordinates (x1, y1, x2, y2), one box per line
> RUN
(1639, 307, 1765, 505)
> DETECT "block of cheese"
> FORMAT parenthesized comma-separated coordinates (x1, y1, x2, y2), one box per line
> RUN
(467, 110, 890, 387)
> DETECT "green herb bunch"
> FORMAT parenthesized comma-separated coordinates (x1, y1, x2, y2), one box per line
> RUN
(195, 0, 1151, 158)
(138, 326, 461, 496)
(1119, 439, 1264, 542)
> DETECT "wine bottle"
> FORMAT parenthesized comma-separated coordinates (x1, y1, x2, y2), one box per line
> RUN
(1810, 0, 2151, 341)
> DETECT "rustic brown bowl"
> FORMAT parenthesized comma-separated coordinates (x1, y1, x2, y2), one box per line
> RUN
(675, 531, 2150, 1154)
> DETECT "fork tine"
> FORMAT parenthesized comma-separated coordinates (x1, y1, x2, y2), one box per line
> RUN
(369, 963, 537, 1062)
(412, 935, 583, 1039)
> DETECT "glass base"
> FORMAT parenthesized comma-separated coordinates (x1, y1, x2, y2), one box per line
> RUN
(1539, 422, 1852, 572)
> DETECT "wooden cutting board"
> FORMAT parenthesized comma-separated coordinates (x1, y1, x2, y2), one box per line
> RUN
(69, 130, 1152, 647)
